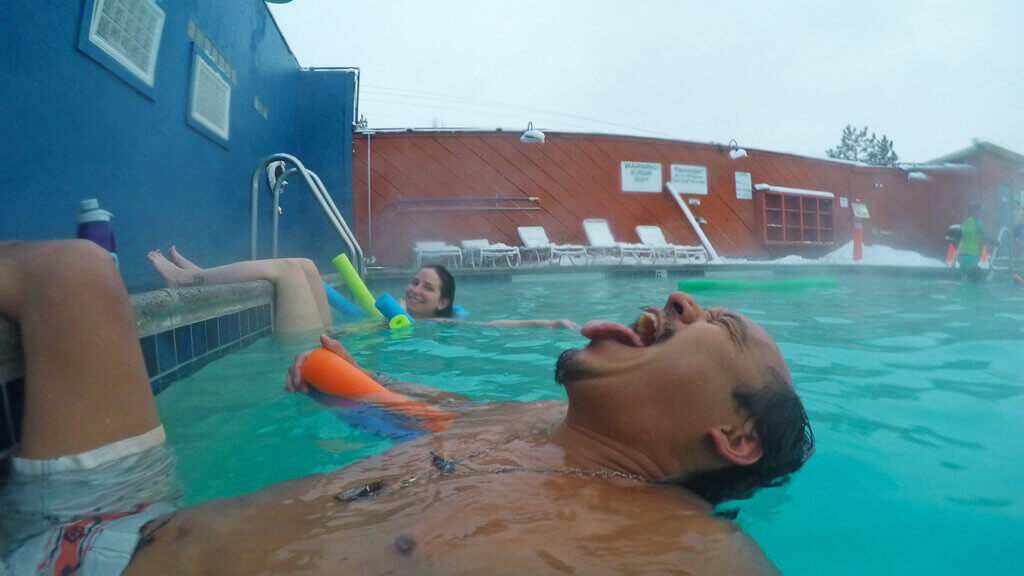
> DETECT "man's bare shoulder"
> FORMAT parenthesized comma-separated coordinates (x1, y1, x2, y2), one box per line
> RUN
(530, 477, 780, 575)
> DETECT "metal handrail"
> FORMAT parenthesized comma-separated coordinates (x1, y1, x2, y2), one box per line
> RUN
(250, 153, 365, 276)
(665, 181, 720, 262)
(989, 227, 1012, 271)
(270, 167, 299, 260)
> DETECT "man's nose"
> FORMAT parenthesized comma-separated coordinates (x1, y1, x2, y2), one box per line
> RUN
(665, 292, 703, 324)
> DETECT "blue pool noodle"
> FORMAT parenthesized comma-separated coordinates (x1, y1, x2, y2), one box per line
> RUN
(375, 293, 414, 324)
(322, 282, 365, 318)
(308, 388, 425, 441)
(453, 305, 469, 319)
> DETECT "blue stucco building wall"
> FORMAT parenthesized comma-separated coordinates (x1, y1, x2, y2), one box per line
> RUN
(0, 1, 356, 290)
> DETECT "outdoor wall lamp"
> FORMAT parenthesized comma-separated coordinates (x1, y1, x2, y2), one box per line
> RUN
(718, 139, 747, 159)
(520, 122, 545, 143)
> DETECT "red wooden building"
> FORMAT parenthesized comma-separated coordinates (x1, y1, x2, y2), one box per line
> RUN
(351, 131, 1023, 267)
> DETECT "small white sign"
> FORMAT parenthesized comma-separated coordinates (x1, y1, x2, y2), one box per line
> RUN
(840, 197, 849, 208)
(852, 202, 870, 219)
(734, 171, 752, 200)
(621, 161, 662, 193)
(670, 164, 708, 195)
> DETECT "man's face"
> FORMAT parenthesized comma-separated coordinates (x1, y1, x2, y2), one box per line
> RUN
(555, 292, 788, 475)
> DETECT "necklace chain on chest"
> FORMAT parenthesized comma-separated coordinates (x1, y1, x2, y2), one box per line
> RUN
(334, 437, 650, 503)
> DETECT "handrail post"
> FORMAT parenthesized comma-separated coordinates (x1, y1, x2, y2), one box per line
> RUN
(271, 167, 299, 259)
(250, 153, 366, 276)
(665, 181, 719, 262)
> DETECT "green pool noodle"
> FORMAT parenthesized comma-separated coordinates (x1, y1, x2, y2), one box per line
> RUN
(677, 277, 838, 292)
(333, 253, 384, 318)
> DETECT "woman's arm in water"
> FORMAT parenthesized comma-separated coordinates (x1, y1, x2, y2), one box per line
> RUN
(397, 297, 577, 330)
(478, 318, 579, 329)
(284, 334, 469, 405)
(417, 317, 579, 330)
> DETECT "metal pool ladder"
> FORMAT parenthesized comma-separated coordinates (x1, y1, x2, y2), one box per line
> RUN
(249, 153, 365, 276)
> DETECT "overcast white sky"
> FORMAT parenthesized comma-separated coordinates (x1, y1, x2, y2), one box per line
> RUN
(267, 0, 1023, 162)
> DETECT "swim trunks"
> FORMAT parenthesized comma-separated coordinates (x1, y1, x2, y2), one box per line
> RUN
(958, 254, 979, 277)
(4, 500, 176, 576)
(1, 426, 182, 576)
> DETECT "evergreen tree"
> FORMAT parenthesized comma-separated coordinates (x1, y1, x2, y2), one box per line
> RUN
(826, 124, 899, 166)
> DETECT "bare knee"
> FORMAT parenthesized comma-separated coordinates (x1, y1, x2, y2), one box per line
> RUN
(36, 241, 127, 305)
(2, 240, 123, 317)
(266, 258, 307, 283)
(39, 240, 120, 284)
(291, 258, 318, 275)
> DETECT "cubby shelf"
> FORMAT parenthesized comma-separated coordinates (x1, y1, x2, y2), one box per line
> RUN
(756, 190, 834, 246)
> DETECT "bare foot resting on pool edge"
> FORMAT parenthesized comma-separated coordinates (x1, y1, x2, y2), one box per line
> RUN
(147, 250, 202, 287)
(168, 245, 199, 271)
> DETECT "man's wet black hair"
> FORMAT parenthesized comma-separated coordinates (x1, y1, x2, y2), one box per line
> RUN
(421, 264, 456, 318)
(680, 368, 814, 505)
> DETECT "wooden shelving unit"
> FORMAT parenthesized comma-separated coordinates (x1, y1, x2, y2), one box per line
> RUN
(756, 189, 834, 246)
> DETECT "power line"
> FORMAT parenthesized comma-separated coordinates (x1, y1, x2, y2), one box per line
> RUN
(361, 83, 669, 137)
(361, 96, 599, 132)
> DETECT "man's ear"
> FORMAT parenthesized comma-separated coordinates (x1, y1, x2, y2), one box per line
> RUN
(708, 419, 763, 466)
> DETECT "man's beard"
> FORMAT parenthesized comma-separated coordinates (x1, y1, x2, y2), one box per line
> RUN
(554, 348, 586, 386)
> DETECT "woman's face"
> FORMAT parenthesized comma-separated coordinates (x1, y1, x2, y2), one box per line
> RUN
(405, 268, 449, 318)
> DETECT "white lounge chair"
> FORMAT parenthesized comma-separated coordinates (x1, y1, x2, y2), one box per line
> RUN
(582, 219, 652, 264)
(413, 241, 462, 269)
(517, 226, 588, 265)
(635, 225, 708, 264)
(461, 239, 521, 267)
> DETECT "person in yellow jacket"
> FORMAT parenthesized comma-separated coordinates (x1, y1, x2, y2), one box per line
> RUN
(958, 203, 994, 281)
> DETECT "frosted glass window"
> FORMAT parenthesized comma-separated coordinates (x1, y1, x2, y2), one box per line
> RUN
(88, 0, 165, 87)
(189, 54, 231, 141)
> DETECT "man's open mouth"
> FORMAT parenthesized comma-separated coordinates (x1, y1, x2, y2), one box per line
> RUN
(580, 308, 661, 348)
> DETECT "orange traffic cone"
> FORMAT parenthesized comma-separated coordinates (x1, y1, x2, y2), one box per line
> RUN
(980, 245, 988, 262)
(944, 243, 956, 265)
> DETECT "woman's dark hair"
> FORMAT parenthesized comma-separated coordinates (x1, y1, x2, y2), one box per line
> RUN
(680, 369, 815, 505)
(421, 264, 456, 318)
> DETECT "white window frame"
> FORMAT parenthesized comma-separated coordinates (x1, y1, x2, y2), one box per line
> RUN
(189, 53, 231, 142)
(87, 0, 165, 87)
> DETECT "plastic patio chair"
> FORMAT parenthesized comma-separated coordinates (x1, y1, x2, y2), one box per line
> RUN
(516, 226, 588, 265)
(635, 225, 708, 264)
(582, 219, 652, 264)
(413, 241, 462, 269)
(460, 239, 521, 267)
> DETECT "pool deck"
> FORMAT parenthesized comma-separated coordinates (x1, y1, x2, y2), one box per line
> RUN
(357, 261, 957, 285)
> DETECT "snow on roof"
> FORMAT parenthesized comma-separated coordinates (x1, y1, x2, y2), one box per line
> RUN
(929, 141, 1024, 165)
(753, 184, 834, 198)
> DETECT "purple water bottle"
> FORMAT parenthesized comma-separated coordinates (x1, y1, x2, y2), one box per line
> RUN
(76, 198, 119, 268)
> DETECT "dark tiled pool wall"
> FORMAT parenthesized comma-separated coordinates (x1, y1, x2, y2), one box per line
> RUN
(0, 281, 275, 462)
(143, 304, 272, 394)
(0, 376, 24, 462)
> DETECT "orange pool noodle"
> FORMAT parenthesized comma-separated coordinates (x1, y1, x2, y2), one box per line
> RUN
(1014, 274, 1023, 286)
(301, 347, 453, 432)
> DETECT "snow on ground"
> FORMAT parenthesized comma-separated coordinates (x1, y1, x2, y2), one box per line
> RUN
(720, 241, 947, 267)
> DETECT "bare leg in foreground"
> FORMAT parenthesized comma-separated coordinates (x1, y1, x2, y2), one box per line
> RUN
(148, 248, 331, 333)
(0, 240, 159, 459)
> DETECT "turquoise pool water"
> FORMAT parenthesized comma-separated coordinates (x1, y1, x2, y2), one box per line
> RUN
(155, 270, 1024, 575)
